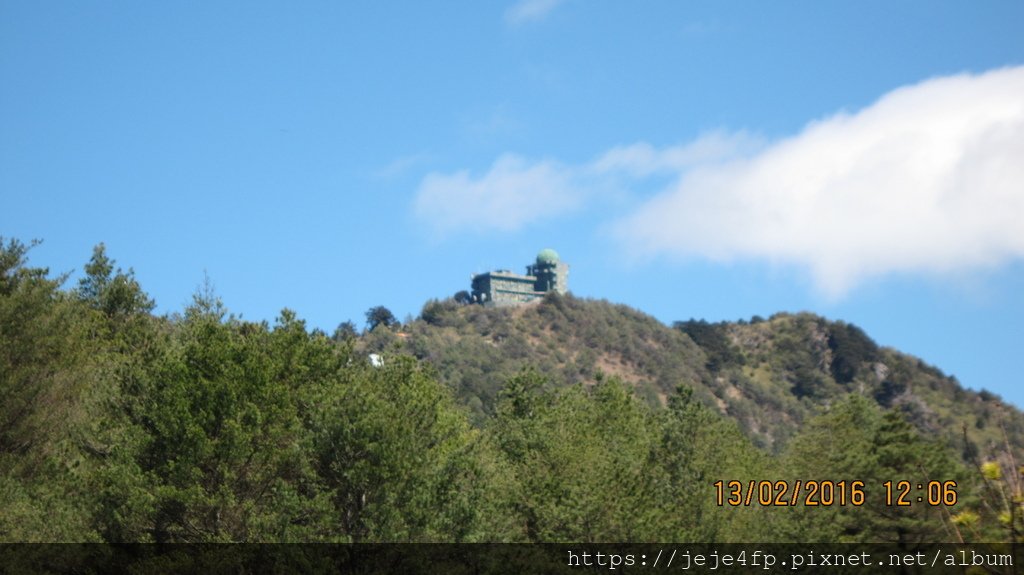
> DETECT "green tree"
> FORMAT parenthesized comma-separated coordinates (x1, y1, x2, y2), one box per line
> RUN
(365, 305, 397, 332)
(77, 243, 154, 318)
(826, 322, 879, 384)
(0, 237, 103, 541)
(0, 238, 101, 461)
(94, 302, 331, 542)
(782, 394, 967, 543)
(420, 298, 458, 326)
(332, 320, 358, 342)
(310, 355, 516, 541)
(655, 385, 772, 542)
(490, 375, 659, 541)
(674, 319, 743, 372)
(489, 373, 768, 542)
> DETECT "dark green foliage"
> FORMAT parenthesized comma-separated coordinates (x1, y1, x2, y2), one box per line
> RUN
(979, 389, 999, 402)
(309, 355, 517, 542)
(790, 364, 828, 400)
(675, 318, 744, 372)
(332, 320, 358, 342)
(0, 237, 43, 294)
(77, 243, 155, 319)
(0, 238, 106, 463)
(657, 385, 774, 541)
(95, 302, 515, 543)
(0, 239, 521, 542)
(0, 236, 1020, 546)
(365, 305, 397, 331)
(0, 238, 108, 540)
(490, 375, 769, 542)
(826, 321, 879, 384)
(420, 298, 460, 326)
(873, 377, 908, 407)
(0, 238, 79, 458)
(782, 395, 969, 543)
(96, 307, 331, 542)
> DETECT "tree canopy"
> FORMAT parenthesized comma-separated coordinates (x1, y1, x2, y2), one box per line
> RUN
(0, 236, 1017, 546)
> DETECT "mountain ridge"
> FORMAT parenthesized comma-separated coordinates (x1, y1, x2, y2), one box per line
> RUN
(363, 292, 1023, 459)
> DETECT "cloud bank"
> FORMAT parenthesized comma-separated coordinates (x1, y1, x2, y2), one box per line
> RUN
(616, 66, 1024, 297)
(413, 66, 1024, 298)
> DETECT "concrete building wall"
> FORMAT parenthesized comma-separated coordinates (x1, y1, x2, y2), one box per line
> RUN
(470, 249, 569, 306)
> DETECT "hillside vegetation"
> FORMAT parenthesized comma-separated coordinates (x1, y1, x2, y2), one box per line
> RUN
(393, 294, 1023, 459)
(2, 237, 1022, 544)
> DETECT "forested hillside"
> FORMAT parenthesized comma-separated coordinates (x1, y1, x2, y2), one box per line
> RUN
(2, 237, 1022, 544)
(393, 294, 1023, 459)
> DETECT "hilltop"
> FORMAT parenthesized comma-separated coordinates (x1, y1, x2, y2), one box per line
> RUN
(364, 293, 1023, 459)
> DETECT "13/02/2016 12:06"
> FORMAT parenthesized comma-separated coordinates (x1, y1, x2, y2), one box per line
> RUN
(713, 479, 958, 507)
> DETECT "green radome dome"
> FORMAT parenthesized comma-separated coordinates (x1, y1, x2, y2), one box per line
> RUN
(536, 248, 559, 265)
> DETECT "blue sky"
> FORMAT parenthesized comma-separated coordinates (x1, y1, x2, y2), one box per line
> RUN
(3, 2, 1023, 406)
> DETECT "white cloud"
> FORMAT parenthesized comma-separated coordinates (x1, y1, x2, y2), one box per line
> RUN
(504, 0, 565, 25)
(615, 66, 1024, 298)
(413, 132, 756, 236)
(413, 67, 1024, 298)
(413, 154, 578, 234)
(590, 131, 764, 177)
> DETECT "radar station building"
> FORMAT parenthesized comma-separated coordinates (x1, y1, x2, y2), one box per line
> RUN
(471, 248, 569, 307)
